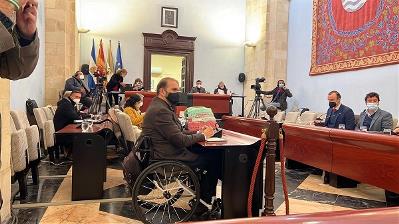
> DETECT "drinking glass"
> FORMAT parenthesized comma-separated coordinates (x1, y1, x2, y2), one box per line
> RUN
(338, 124, 346, 130)
(383, 129, 392, 135)
(76, 103, 83, 111)
(95, 114, 102, 121)
(360, 126, 368, 132)
(81, 120, 90, 132)
(88, 118, 94, 128)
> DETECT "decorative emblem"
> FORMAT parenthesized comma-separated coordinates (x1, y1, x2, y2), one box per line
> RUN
(341, 0, 367, 12)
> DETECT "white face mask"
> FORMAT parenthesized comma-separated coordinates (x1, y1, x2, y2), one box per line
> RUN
(79, 75, 85, 80)
(366, 103, 379, 113)
(72, 98, 80, 104)
(196, 85, 202, 88)
(278, 83, 285, 88)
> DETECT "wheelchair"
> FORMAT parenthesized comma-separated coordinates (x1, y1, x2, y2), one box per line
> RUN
(131, 136, 210, 224)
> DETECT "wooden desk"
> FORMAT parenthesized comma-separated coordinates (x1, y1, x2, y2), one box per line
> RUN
(55, 121, 113, 201)
(187, 93, 231, 118)
(283, 124, 399, 193)
(126, 91, 232, 118)
(283, 124, 333, 172)
(221, 116, 267, 138)
(185, 207, 399, 224)
(197, 129, 263, 219)
(330, 129, 399, 193)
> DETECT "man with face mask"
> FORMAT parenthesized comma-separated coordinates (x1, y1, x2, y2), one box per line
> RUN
(141, 77, 221, 213)
(323, 90, 356, 187)
(53, 90, 82, 132)
(190, 80, 207, 93)
(64, 71, 92, 109)
(357, 92, 393, 132)
(325, 90, 355, 130)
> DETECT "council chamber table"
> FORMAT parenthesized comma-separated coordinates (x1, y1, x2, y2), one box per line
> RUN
(55, 120, 113, 201)
(283, 124, 399, 194)
(125, 91, 232, 117)
(197, 129, 263, 219)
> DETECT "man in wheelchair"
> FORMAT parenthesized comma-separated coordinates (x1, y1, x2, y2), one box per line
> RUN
(139, 77, 222, 217)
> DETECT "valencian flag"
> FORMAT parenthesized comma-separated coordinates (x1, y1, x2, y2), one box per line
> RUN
(89, 39, 96, 69)
(96, 39, 106, 76)
(310, 0, 399, 75)
(114, 41, 123, 71)
(107, 40, 115, 75)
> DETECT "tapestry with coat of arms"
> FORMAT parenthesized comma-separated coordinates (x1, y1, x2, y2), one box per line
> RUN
(310, 0, 399, 75)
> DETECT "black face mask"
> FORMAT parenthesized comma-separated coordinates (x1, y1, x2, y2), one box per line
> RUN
(166, 92, 180, 105)
(329, 102, 337, 108)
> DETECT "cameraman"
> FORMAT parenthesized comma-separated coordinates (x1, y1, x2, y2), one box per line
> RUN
(263, 80, 292, 111)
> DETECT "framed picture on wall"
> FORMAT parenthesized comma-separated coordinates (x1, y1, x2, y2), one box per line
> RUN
(161, 7, 178, 28)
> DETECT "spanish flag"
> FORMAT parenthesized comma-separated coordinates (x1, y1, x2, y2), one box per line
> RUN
(107, 40, 115, 76)
(96, 39, 106, 76)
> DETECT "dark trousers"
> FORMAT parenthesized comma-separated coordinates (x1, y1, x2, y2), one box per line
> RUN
(185, 146, 222, 204)
(385, 190, 399, 207)
(108, 93, 119, 106)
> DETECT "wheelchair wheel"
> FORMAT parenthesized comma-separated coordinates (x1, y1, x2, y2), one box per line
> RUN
(132, 161, 200, 224)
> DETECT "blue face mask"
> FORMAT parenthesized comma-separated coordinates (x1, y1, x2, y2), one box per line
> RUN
(366, 103, 379, 113)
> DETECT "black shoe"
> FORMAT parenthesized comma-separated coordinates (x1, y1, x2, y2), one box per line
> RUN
(193, 202, 209, 216)
(209, 198, 222, 220)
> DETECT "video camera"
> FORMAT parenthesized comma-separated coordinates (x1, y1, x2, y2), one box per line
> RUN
(250, 77, 266, 95)
(93, 71, 107, 86)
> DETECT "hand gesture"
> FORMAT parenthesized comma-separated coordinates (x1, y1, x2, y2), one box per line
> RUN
(200, 126, 214, 139)
(16, 0, 38, 39)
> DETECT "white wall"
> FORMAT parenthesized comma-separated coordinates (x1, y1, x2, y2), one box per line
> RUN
(10, 0, 46, 110)
(287, 0, 399, 118)
(79, 0, 246, 115)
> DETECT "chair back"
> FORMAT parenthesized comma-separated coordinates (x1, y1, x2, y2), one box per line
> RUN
(116, 111, 141, 143)
(33, 108, 47, 129)
(274, 111, 286, 123)
(10, 116, 28, 173)
(42, 107, 54, 120)
(297, 111, 317, 125)
(43, 120, 55, 149)
(10, 111, 31, 130)
(392, 117, 398, 130)
(284, 112, 300, 124)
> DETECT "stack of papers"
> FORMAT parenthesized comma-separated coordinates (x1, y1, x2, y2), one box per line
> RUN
(206, 137, 226, 142)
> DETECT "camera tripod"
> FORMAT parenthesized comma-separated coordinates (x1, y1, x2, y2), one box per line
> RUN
(247, 93, 267, 118)
(89, 84, 111, 114)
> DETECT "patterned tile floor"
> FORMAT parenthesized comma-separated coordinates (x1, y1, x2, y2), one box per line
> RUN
(11, 158, 388, 223)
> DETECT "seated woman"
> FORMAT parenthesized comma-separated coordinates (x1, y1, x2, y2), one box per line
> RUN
(124, 94, 144, 127)
(214, 81, 230, 95)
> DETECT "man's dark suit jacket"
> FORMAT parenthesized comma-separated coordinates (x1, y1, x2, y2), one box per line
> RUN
(53, 98, 81, 131)
(141, 97, 205, 162)
(325, 104, 356, 130)
(263, 87, 292, 111)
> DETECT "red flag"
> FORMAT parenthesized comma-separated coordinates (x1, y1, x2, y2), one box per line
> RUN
(96, 39, 106, 76)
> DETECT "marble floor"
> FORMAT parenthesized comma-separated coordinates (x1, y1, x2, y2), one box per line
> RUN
(11, 158, 388, 224)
